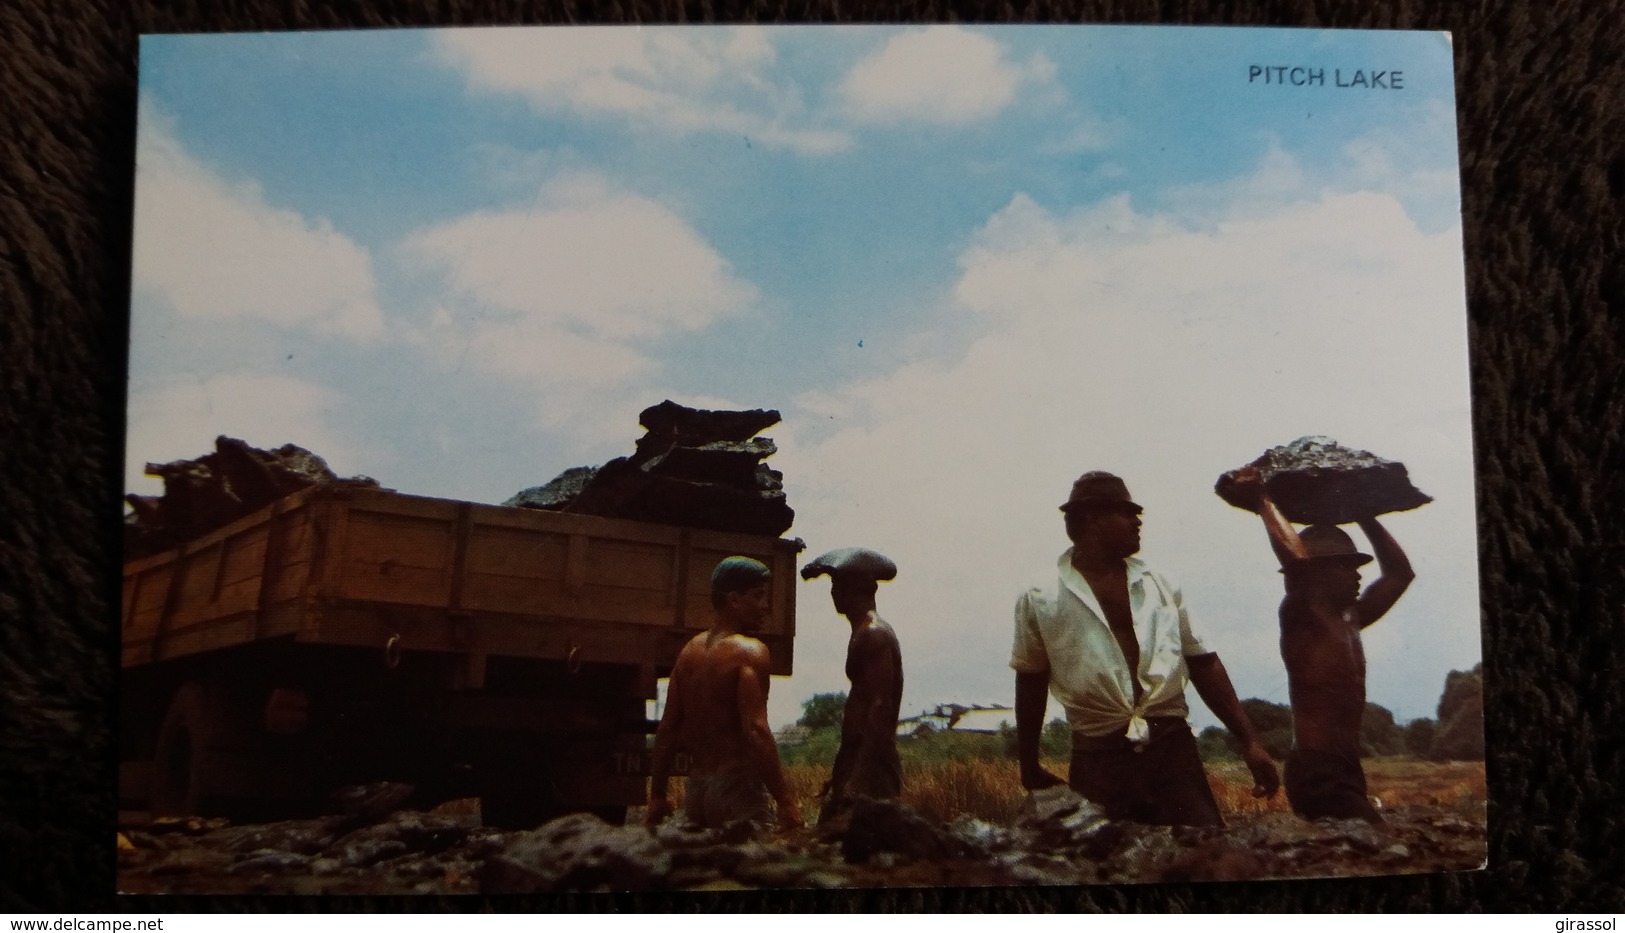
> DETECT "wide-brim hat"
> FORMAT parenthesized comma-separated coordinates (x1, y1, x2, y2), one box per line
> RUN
(1298, 525, 1373, 565)
(1059, 471, 1143, 513)
(800, 547, 897, 583)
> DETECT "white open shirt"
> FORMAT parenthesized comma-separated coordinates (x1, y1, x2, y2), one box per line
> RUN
(1011, 550, 1209, 741)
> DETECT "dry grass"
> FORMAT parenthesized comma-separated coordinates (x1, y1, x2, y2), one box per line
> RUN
(1206, 758, 1487, 815)
(779, 764, 831, 822)
(1364, 758, 1488, 808)
(1205, 763, 1293, 816)
(782, 763, 828, 808)
(898, 758, 1029, 824)
(781, 756, 1066, 825)
(779, 756, 1487, 825)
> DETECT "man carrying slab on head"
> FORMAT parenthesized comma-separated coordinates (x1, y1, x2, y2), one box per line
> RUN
(645, 557, 804, 834)
(1012, 471, 1279, 826)
(1228, 466, 1415, 822)
(801, 547, 905, 826)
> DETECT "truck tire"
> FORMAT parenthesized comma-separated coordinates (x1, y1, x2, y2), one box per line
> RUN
(150, 682, 218, 817)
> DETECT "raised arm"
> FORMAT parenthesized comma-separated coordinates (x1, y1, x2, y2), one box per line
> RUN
(1352, 515, 1415, 627)
(735, 652, 803, 831)
(1231, 465, 1308, 566)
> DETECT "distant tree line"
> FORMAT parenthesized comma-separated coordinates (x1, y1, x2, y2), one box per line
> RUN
(1198, 662, 1484, 762)
(797, 691, 848, 731)
(788, 663, 1483, 769)
(787, 691, 1071, 767)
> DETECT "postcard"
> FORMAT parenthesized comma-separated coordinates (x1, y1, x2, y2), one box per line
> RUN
(118, 23, 1483, 893)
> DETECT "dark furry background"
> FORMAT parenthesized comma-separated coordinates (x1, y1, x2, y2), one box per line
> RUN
(2, 0, 1621, 914)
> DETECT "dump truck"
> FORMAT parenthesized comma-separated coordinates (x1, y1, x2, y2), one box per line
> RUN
(119, 483, 801, 828)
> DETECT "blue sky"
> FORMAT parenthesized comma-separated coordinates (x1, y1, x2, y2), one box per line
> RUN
(129, 25, 1475, 732)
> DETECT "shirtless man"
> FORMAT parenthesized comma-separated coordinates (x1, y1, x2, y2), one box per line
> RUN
(800, 548, 904, 825)
(644, 557, 803, 834)
(1230, 466, 1415, 822)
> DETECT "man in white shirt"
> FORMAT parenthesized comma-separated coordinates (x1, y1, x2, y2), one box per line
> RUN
(1012, 472, 1279, 825)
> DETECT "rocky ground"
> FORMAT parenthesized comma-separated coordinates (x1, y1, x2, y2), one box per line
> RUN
(116, 784, 1487, 895)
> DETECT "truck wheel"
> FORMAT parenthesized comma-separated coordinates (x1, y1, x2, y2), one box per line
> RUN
(151, 682, 217, 817)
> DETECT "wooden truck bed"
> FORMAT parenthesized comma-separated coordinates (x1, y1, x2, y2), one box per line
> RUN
(122, 485, 800, 676)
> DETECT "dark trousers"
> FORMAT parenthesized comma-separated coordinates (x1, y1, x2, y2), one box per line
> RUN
(1068, 718, 1223, 826)
(1284, 747, 1382, 823)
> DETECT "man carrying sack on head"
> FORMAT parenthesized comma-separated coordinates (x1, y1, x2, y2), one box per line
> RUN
(801, 547, 904, 827)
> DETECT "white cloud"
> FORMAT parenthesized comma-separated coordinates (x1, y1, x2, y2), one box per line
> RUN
(1155, 132, 1461, 235)
(433, 27, 849, 155)
(413, 305, 654, 391)
(125, 374, 376, 498)
(838, 26, 1060, 126)
(405, 171, 756, 340)
(776, 165, 1477, 727)
(130, 107, 384, 340)
(400, 172, 761, 438)
(1336, 118, 1463, 233)
(1153, 144, 1315, 227)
